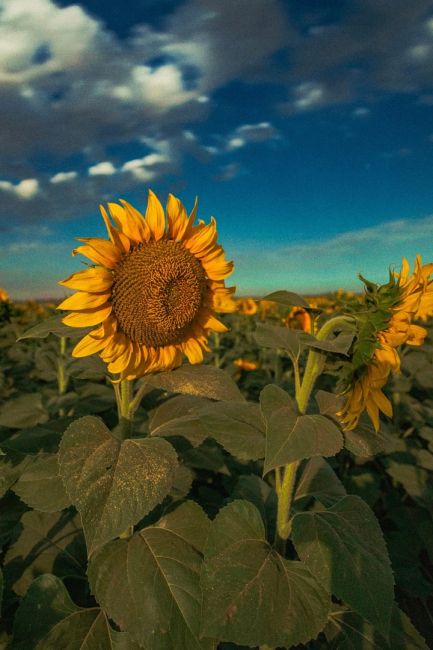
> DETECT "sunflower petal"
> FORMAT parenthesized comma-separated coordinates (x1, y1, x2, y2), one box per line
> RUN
(72, 330, 114, 358)
(73, 239, 120, 269)
(57, 291, 110, 311)
(62, 304, 112, 327)
(59, 268, 113, 292)
(145, 190, 165, 240)
(182, 338, 204, 364)
(119, 199, 151, 243)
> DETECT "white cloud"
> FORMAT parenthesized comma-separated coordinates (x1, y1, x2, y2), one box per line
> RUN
(293, 82, 325, 110)
(121, 152, 171, 181)
(0, 178, 39, 199)
(353, 107, 370, 117)
(228, 137, 245, 150)
(88, 161, 116, 176)
(50, 171, 77, 184)
(225, 121, 279, 150)
(408, 44, 431, 60)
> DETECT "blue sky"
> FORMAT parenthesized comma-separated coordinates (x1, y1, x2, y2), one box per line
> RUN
(2, 0, 433, 298)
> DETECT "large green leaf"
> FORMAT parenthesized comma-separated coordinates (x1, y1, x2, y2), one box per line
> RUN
(292, 495, 394, 637)
(88, 501, 214, 650)
(325, 604, 429, 649)
(254, 322, 303, 359)
(263, 406, 343, 474)
(315, 390, 395, 456)
(4, 510, 86, 596)
(145, 364, 244, 401)
(17, 314, 91, 341)
(201, 500, 330, 647)
(0, 393, 48, 429)
(259, 384, 295, 422)
(12, 453, 71, 513)
(59, 416, 178, 554)
(151, 399, 265, 462)
(294, 457, 346, 507)
(11, 574, 141, 650)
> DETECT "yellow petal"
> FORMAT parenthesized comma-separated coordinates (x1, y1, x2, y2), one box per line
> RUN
(365, 397, 380, 432)
(184, 218, 217, 255)
(73, 239, 120, 269)
(371, 389, 393, 418)
(145, 190, 165, 240)
(108, 342, 133, 374)
(59, 268, 113, 292)
(182, 338, 204, 364)
(203, 314, 228, 333)
(62, 304, 112, 327)
(119, 199, 151, 243)
(99, 205, 130, 253)
(72, 330, 114, 358)
(57, 291, 110, 311)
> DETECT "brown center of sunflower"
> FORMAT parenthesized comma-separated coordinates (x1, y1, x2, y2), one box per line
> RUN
(111, 240, 207, 346)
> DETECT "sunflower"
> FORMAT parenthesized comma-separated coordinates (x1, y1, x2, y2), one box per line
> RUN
(283, 306, 312, 332)
(233, 358, 259, 371)
(0, 288, 9, 302)
(339, 256, 433, 431)
(58, 191, 234, 379)
(214, 286, 237, 313)
(237, 297, 258, 315)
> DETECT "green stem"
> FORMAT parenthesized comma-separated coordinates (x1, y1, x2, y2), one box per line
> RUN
(128, 380, 149, 417)
(118, 379, 133, 439)
(275, 461, 298, 543)
(275, 315, 353, 544)
(213, 331, 221, 368)
(57, 336, 68, 417)
(296, 315, 354, 414)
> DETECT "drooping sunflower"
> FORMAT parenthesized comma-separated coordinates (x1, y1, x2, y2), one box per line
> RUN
(339, 256, 433, 431)
(58, 191, 234, 379)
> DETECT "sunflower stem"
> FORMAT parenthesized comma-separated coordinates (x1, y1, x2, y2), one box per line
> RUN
(57, 336, 68, 416)
(128, 380, 149, 418)
(275, 315, 353, 543)
(119, 379, 133, 439)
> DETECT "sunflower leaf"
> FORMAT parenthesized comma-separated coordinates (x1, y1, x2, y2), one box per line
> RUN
(0, 393, 48, 429)
(263, 406, 344, 474)
(263, 290, 311, 309)
(17, 314, 91, 341)
(58, 415, 178, 554)
(12, 574, 141, 650)
(4, 510, 86, 596)
(254, 322, 303, 359)
(88, 501, 214, 650)
(294, 457, 346, 507)
(201, 500, 330, 647)
(146, 364, 245, 401)
(291, 495, 395, 638)
(151, 398, 265, 462)
(324, 604, 428, 649)
(12, 453, 71, 513)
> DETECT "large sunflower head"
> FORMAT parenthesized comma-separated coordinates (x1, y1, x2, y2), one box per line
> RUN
(58, 190, 234, 379)
(338, 256, 433, 431)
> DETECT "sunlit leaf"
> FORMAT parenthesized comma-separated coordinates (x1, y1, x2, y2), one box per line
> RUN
(59, 416, 178, 554)
(146, 364, 244, 401)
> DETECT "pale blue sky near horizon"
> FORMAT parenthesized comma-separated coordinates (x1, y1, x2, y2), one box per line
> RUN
(1, 0, 433, 298)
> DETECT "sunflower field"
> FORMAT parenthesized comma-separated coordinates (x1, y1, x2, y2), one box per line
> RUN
(0, 193, 433, 649)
